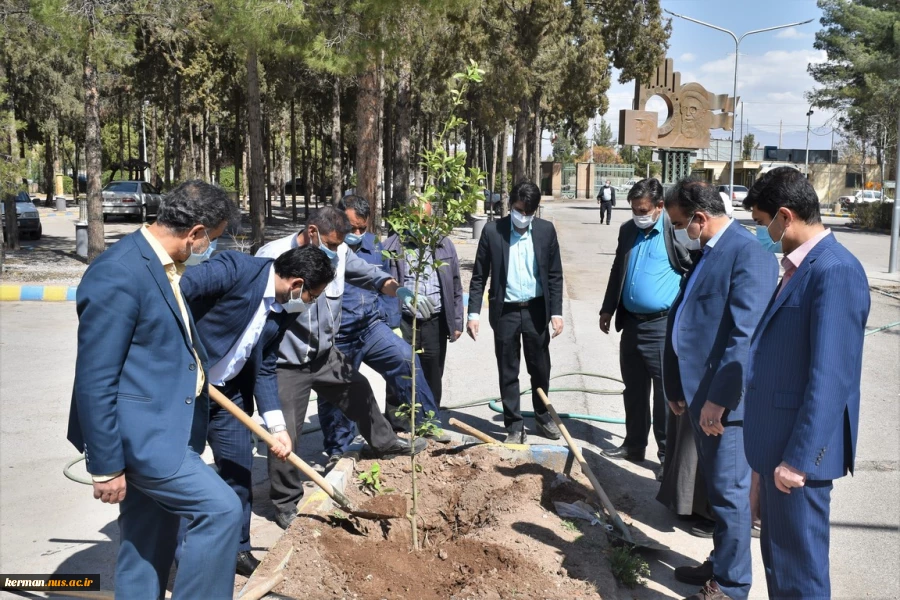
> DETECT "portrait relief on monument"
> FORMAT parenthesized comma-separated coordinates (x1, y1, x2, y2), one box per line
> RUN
(618, 58, 736, 150)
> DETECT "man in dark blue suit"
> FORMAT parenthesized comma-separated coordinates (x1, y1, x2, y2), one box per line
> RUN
(743, 167, 870, 599)
(180, 245, 336, 577)
(663, 179, 779, 600)
(68, 181, 241, 599)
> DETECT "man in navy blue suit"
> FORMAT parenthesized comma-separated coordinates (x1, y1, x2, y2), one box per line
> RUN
(68, 181, 241, 599)
(663, 178, 779, 600)
(743, 167, 870, 599)
(180, 245, 335, 577)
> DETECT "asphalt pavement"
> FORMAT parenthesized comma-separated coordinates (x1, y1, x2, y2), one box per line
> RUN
(0, 200, 897, 599)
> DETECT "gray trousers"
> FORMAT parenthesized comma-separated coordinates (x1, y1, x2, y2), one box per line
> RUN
(270, 347, 397, 513)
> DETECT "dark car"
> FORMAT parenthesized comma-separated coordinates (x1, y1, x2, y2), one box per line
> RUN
(283, 178, 306, 196)
(1, 192, 42, 239)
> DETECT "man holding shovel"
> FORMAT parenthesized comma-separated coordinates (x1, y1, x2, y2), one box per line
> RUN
(180, 245, 336, 577)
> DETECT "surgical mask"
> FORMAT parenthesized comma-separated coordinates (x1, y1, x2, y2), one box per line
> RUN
(282, 285, 316, 314)
(511, 209, 533, 229)
(311, 228, 338, 261)
(344, 232, 362, 246)
(757, 215, 785, 253)
(675, 215, 702, 251)
(184, 231, 216, 266)
(632, 211, 658, 230)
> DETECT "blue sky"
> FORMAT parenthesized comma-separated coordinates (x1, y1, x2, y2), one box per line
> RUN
(594, 0, 837, 155)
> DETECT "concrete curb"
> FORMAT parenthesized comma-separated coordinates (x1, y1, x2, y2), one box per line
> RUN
(0, 284, 77, 302)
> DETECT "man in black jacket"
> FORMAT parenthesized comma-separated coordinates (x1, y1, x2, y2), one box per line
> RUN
(467, 181, 564, 444)
(597, 179, 616, 225)
(599, 178, 692, 475)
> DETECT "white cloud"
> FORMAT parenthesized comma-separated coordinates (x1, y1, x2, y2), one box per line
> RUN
(679, 52, 696, 63)
(775, 27, 811, 40)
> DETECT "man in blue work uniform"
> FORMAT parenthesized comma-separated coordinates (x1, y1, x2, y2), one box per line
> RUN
(318, 196, 447, 465)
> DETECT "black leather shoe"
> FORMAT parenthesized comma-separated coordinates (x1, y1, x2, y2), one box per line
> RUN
(425, 428, 452, 444)
(274, 509, 297, 530)
(534, 418, 561, 440)
(235, 551, 260, 577)
(372, 436, 428, 460)
(674, 560, 713, 586)
(601, 445, 645, 462)
(690, 517, 716, 538)
(504, 430, 527, 444)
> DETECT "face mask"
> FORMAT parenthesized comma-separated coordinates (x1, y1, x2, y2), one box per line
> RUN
(344, 232, 362, 246)
(511, 209, 533, 229)
(632, 210, 658, 230)
(184, 231, 216, 266)
(311, 228, 338, 260)
(675, 215, 702, 251)
(283, 284, 316, 314)
(758, 213, 785, 253)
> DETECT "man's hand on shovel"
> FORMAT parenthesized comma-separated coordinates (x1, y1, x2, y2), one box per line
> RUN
(270, 431, 292, 461)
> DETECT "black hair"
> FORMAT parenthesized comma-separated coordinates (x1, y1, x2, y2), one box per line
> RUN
(307, 205, 351, 236)
(156, 180, 239, 233)
(273, 245, 336, 290)
(664, 177, 726, 217)
(336, 194, 370, 220)
(627, 178, 665, 205)
(743, 167, 822, 225)
(510, 181, 541, 212)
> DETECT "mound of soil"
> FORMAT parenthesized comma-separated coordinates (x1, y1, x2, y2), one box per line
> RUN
(270, 444, 619, 600)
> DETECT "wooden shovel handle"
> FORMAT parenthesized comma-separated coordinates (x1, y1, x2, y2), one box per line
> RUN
(207, 387, 355, 511)
(448, 417, 500, 444)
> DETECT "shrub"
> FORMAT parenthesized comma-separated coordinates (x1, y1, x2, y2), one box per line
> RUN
(62, 176, 73, 195)
(219, 166, 236, 192)
(608, 546, 650, 588)
(851, 202, 893, 230)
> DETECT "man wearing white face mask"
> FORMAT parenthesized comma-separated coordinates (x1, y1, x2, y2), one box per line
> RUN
(663, 178, 778, 600)
(178, 245, 334, 577)
(256, 206, 430, 529)
(599, 179, 692, 480)
(467, 181, 564, 444)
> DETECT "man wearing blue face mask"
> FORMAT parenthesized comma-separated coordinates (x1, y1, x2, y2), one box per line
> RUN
(599, 178, 692, 481)
(179, 245, 335, 577)
(755, 216, 783, 253)
(467, 181, 565, 444)
(256, 206, 431, 529)
(68, 181, 242, 600)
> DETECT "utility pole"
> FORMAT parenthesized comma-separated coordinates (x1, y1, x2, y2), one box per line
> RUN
(805, 106, 814, 177)
(739, 101, 744, 157)
(778, 120, 783, 148)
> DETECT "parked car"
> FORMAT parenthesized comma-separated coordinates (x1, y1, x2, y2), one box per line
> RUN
(484, 189, 502, 214)
(101, 180, 162, 222)
(1, 191, 42, 239)
(717, 185, 749, 207)
(616, 179, 639, 195)
(283, 178, 306, 196)
(839, 189, 889, 209)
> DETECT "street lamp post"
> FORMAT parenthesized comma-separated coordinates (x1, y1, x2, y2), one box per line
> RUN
(664, 11, 813, 197)
(804, 107, 814, 177)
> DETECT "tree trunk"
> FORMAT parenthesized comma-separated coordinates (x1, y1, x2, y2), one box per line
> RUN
(263, 112, 272, 222)
(173, 74, 183, 182)
(3, 195, 18, 250)
(331, 76, 342, 203)
(375, 55, 384, 221)
(84, 40, 104, 262)
(533, 94, 541, 192)
(278, 114, 287, 209)
(490, 133, 498, 208)
(163, 101, 171, 187)
(73, 143, 80, 203)
(500, 122, 508, 217)
(188, 116, 196, 179)
(513, 99, 528, 184)
(43, 126, 54, 204)
(383, 88, 393, 214)
(290, 96, 297, 223)
(302, 115, 311, 219)
(319, 121, 326, 207)
(150, 105, 158, 186)
(393, 59, 411, 206)
(118, 94, 124, 168)
(1, 59, 16, 159)
(355, 64, 379, 226)
(413, 120, 423, 192)
(214, 123, 220, 185)
(233, 88, 242, 208)
(246, 47, 266, 252)
(203, 109, 210, 181)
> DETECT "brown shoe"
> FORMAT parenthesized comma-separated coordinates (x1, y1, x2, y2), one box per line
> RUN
(683, 579, 732, 600)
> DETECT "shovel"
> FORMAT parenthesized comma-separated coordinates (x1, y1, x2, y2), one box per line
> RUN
(536, 388, 639, 545)
(208, 387, 405, 520)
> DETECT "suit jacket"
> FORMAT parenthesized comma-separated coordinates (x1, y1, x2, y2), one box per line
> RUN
(467, 215, 563, 329)
(663, 222, 779, 419)
(597, 186, 616, 205)
(180, 251, 294, 417)
(67, 230, 210, 479)
(600, 211, 693, 331)
(384, 233, 464, 335)
(744, 234, 869, 480)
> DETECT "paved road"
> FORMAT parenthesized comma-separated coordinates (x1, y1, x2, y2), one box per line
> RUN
(0, 199, 897, 598)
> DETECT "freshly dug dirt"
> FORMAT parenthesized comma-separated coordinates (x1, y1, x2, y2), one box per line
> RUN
(272, 444, 619, 600)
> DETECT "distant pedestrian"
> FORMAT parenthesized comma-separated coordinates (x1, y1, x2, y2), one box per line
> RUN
(597, 179, 616, 225)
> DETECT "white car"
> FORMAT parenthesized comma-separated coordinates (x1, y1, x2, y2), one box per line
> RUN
(839, 190, 888, 209)
(718, 185, 749, 208)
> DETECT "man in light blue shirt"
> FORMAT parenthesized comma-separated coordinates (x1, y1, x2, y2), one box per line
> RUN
(599, 179, 692, 479)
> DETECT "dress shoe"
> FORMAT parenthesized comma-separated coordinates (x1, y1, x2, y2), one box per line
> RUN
(235, 551, 260, 577)
(655, 464, 665, 482)
(371, 436, 428, 460)
(274, 509, 297, 530)
(504, 430, 527, 444)
(534, 418, 561, 440)
(690, 517, 716, 538)
(425, 428, 452, 444)
(683, 579, 732, 600)
(674, 560, 713, 586)
(752, 520, 761, 539)
(601, 445, 645, 462)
